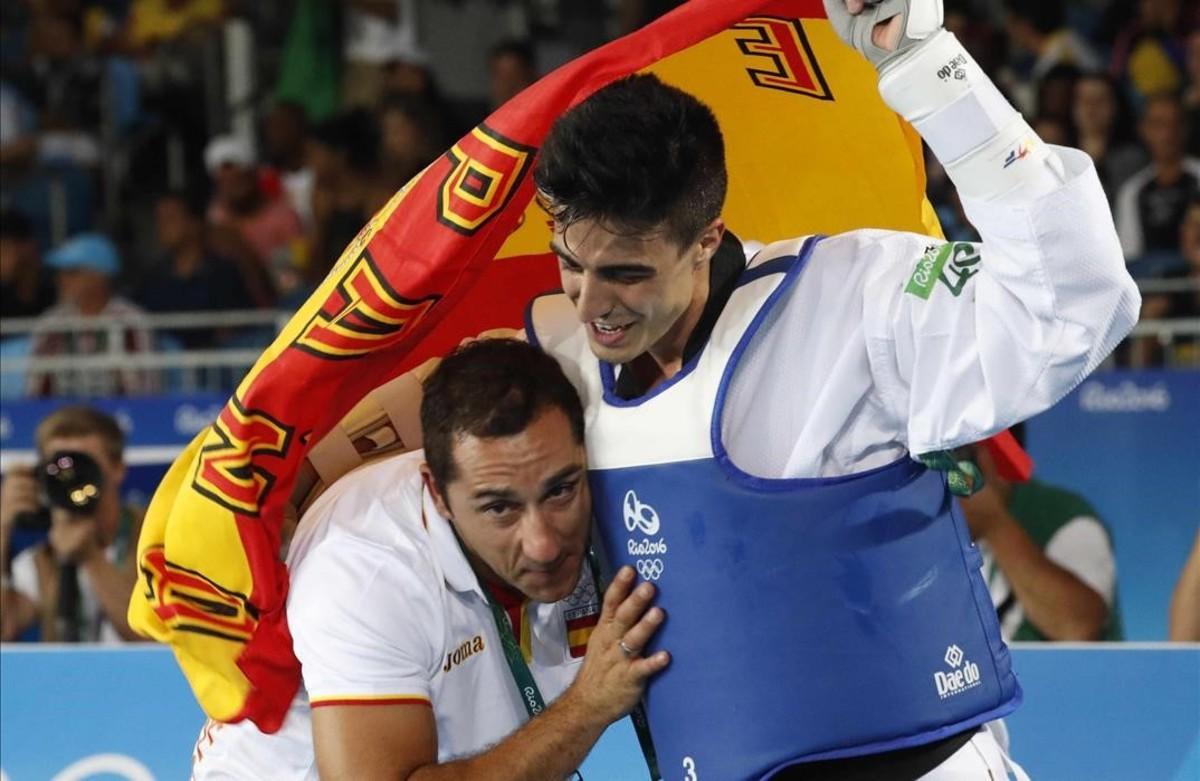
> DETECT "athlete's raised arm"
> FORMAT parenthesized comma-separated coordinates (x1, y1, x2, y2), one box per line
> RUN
(823, 0, 1139, 456)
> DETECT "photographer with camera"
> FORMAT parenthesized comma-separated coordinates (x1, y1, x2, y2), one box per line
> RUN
(0, 407, 144, 642)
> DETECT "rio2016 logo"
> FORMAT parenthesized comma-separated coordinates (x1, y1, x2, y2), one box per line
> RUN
(623, 490, 661, 535)
(623, 490, 667, 581)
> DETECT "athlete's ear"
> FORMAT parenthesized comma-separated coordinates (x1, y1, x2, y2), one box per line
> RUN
(420, 463, 454, 519)
(693, 218, 726, 267)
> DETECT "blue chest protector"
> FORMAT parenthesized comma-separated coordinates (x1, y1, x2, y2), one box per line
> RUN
(528, 238, 1020, 781)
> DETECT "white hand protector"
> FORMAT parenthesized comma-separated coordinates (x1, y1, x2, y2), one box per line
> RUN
(825, 0, 1064, 200)
(822, 0, 943, 70)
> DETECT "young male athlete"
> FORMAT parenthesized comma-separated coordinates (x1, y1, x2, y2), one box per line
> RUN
(192, 340, 669, 779)
(305, 0, 1139, 776)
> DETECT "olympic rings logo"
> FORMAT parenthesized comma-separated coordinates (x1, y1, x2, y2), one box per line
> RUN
(1, 754, 155, 781)
(636, 558, 665, 581)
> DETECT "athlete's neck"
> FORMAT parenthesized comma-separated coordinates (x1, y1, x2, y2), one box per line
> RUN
(641, 269, 712, 389)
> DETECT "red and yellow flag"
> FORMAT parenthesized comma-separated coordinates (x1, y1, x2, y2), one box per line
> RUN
(129, 0, 940, 731)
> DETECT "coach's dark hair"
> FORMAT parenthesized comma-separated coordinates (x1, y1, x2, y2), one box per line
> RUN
(420, 339, 585, 492)
(533, 73, 727, 248)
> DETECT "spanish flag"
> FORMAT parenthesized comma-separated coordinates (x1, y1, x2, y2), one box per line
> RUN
(129, 0, 940, 731)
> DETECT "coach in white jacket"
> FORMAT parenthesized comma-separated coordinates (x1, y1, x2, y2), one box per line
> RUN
(193, 341, 668, 780)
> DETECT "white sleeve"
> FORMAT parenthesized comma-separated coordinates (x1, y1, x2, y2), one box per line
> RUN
(1043, 516, 1117, 607)
(9, 546, 40, 603)
(859, 147, 1141, 455)
(1114, 175, 1144, 260)
(288, 534, 443, 707)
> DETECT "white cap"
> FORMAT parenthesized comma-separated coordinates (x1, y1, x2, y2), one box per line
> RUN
(204, 134, 256, 175)
(385, 37, 430, 67)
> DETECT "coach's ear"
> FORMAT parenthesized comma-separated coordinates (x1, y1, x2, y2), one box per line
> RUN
(419, 463, 453, 520)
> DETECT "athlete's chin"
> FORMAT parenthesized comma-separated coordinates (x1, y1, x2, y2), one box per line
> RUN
(586, 332, 644, 364)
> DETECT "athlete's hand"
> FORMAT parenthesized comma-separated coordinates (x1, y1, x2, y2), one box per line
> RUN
(823, 0, 943, 69)
(567, 566, 669, 725)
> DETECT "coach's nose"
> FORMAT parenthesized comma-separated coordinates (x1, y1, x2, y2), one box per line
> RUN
(520, 506, 564, 566)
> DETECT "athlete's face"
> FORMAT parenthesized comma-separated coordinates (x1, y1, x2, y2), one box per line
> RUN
(424, 407, 591, 603)
(552, 217, 723, 366)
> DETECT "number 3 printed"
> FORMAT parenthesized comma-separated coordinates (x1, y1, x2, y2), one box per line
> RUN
(682, 756, 698, 781)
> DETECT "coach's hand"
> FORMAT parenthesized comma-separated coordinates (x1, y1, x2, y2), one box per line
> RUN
(823, 0, 943, 70)
(567, 565, 669, 724)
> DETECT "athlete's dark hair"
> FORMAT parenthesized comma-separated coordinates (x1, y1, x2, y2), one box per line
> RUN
(533, 73, 727, 248)
(420, 339, 585, 492)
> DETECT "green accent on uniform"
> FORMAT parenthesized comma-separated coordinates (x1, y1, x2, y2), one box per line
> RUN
(904, 244, 952, 300)
(919, 451, 984, 496)
(992, 479, 1124, 642)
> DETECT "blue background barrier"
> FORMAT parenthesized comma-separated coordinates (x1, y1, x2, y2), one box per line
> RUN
(4, 372, 1195, 638)
(0, 393, 226, 452)
(1021, 370, 1200, 640)
(1, 370, 1197, 643)
(1, 645, 1196, 780)
(0, 393, 224, 507)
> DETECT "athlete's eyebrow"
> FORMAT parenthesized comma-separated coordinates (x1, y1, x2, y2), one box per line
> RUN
(550, 240, 656, 278)
(549, 240, 577, 264)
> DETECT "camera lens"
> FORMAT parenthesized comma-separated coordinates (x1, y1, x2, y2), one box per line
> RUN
(39, 450, 105, 515)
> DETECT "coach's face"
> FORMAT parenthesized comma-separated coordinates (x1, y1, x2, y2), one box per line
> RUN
(426, 406, 591, 603)
(552, 217, 722, 366)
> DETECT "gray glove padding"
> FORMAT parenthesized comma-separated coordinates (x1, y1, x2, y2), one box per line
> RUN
(822, 0, 943, 71)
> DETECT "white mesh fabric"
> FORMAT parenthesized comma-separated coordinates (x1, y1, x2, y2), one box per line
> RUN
(720, 239, 909, 479)
(719, 153, 1136, 474)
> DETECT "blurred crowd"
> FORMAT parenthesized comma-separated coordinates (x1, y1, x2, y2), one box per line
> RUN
(1, 1, 1199, 650)
(924, 0, 1200, 365)
(0, 0, 1198, 397)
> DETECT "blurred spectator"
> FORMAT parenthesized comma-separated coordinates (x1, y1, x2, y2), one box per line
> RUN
(27, 233, 157, 397)
(1110, 0, 1188, 105)
(343, 0, 416, 109)
(124, 0, 224, 52)
(0, 406, 144, 642)
(960, 427, 1122, 641)
(0, 80, 38, 169)
(1006, 0, 1101, 115)
(204, 134, 305, 302)
(377, 95, 449, 192)
(381, 38, 436, 102)
(262, 101, 315, 229)
(489, 39, 537, 109)
(1116, 94, 1200, 264)
(0, 208, 55, 319)
(135, 190, 258, 348)
(1169, 531, 1200, 641)
(1131, 195, 1200, 366)
(1186, 30, 1200, 156)
(380, 38, 468, 138)
(306, 111, 389, 286)
(615, 0, 686, 36)
(1073, 72, 1148, 200)
(4, 8, 103, 169)
(1035, 63, 1082, 129)
(1032, 115, 1071, 146)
